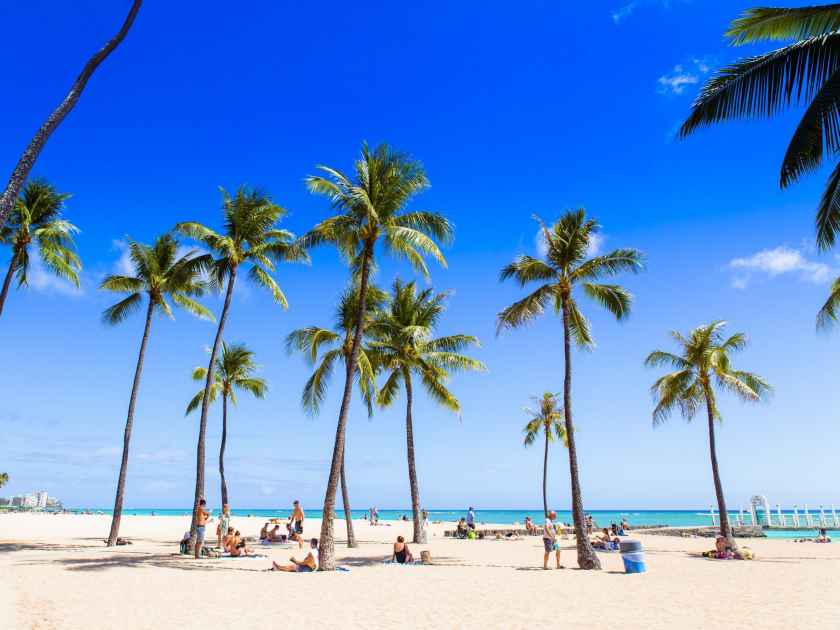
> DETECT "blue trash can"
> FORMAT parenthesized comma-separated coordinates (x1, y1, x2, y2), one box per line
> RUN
(620, 539, 646, 574)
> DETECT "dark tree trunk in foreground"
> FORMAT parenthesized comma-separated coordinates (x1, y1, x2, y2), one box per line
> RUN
(404, 372, 425, 544)
(0, 249, 21, 318)
(561, 297, 601, 570)
(0, 0, 142, 228)
(318, 246, 372, 570)
(340, 455, 357, 547)
(219, 393, 229, 507)
(190, 266, 237, 549)
(107, 299, 154, 546)
(542, 427, 549, 517)
(705, 384, 734, 546)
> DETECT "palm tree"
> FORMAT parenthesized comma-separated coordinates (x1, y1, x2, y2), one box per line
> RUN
(0, 179, 81, 317)
(679, 4, 840, 251)
(302, 142, 453, 570)
(497, 210, 643, 570)
(0, 0, 142, 227)
(101, 235, 213, 546)
(522, 392, 568, 518)
(186, 342, 267, 507)
(0, 472, 8, 489)
(285, 285, 387, 548)
(176, 186, 308, 546)
(368, 279, 485, 544)
(645, 321, 771, 546)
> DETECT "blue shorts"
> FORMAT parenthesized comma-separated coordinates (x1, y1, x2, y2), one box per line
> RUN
(543, 538, 558, 552)
(296, 564, 314, 572)
(196, 526, 206, 543)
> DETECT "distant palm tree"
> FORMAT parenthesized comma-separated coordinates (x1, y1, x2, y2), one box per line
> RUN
(369, 279, 485, 544)
(285, 285, 387, 548)
(0, 472, 8, 489)
(818, 276, 840, 329)
(302, 143, 452, 570)
(0, 180, 81, 317)
(186, 342, 267, 507)
(523, 392, 567, 518)
(176, 186, 308, 546)
(497, 210, 643, 570)
(645, 321, 771, 546)
(0, 0, 142, 228)
(680, 4, 840, 250)
(101, 235, 213, 546)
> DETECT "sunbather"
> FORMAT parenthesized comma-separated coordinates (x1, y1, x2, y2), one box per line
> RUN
(259, 522, 271, 541)
(591, 528, 619, 550)
(271, 538, 318, 572)
(455, 518, 469, 539)
(392, 536, 414, 564)
(222, 527, 236, 552)
(229, 530, 254, 557)
(524, 516, 536, 535)
(816, 528, 832, 543)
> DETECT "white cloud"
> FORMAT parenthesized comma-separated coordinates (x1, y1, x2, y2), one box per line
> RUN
(27, 244, 83, 297)
(612, 0, 687, 25)
(657, 58, 712, 95)
(728, 246, 834, 289)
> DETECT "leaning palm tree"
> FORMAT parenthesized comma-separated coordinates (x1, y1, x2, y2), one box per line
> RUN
(176, 186, 308, 546)
(186, 342, 267, 507)
(497, 210, 643, 570)
(679, 4, 840, 251)
(285, 285, 386, 548)
(0, 179, 81, 317)
(368, 279, 485, 544)
(302, 142, 453, 570)
(101, 235, 213, 546)
(645, 321, 771, 547)
(523, 392, 568, 518)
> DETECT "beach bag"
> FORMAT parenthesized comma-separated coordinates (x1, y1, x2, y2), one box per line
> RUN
(420, 550, 433, 565)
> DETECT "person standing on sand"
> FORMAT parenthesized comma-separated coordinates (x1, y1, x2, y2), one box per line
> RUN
(466, 507, 476, 530)
(216, 504, 231, 549)
(291, 500, 305, 535)
(194, 499, 211, 559)
(543, 510, 563, 570)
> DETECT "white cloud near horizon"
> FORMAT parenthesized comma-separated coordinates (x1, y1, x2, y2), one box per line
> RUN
(728, 246, 834, 289)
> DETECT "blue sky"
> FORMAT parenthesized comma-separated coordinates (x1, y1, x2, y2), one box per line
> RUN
(1, 0, 838, 512)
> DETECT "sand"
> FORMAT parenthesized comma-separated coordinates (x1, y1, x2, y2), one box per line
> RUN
(1, 512, 838, 629)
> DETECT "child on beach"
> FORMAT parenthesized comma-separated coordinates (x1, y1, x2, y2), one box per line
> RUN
(542, 510, 563, 570)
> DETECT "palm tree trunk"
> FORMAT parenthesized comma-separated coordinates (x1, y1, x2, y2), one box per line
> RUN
(704, 384, 734, 545)
(404, 371, 425, 544)
(0, 0, 142, 228)
(106, 298, 154, 546)
(318, 245, 372, 570)
(0, 249, 21, 318)
(190, 266, 237, 549)
(219, 393, 229, 507)
(561, 297, 601, 570)
(340, 456, 357, 548)
(542, 426, 549, 518)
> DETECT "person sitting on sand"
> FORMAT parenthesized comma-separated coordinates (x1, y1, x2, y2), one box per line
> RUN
(259, 522, 271, 541)
(267, 525, 284, 542)
(392, 536, 414, 564)
(223, 527, 236, 552)
(592, 528, 619, 550)
(284, 521, 303, 548)
(456, 518, 469, 539)
(816, 528, 832, 543)
(524, 516, 535, 535)
(271, 538, 318, 572)
(229, 530, 253, 557)
(621, 518, 631, 533)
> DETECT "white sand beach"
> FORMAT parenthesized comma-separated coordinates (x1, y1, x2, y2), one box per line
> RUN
(2, 512, 838, 629)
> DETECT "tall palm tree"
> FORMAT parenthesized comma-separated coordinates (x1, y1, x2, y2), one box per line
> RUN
(522, 392, 568, 518)
(0, 472, 8, 489)
(0, 0, 143, 228)
(679, 4, 840, 250)
(186, 342, 267, 507)
(497, 210, 643, 570)
(302, 142, 453, 570)
(369, 279, 485, 544)
(285, 285, 387, 548)
(101, 235, 213, 546)
(176, 186, 308, 546)
(0, 179, 81, 317)
(645, 321, 771, 546)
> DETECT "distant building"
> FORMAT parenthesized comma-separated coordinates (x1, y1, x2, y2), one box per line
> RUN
(36, 491, 48, 508)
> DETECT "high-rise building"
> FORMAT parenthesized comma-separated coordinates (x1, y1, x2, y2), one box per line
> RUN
(36, 491, 48, 508)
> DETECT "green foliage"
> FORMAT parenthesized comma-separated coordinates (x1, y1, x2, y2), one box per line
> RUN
(645, 321, 772, 426)
(2, 179, 81, 288)
(726, 5, 840, 44)
(100, 234, 214, 325)
(522, 392, 568, 447)
(186, 341, 267, 414)
(497, 209, 643, 345)
(0, 472, 8, 489)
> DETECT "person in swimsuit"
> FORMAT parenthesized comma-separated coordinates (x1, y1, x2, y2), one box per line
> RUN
(271, 538, 318, 572)
(194, 499, 211, 559)
(392, 536, 413, 564)
(543, 510, 563, 570)
(223, 527, 236, 552)
(291, 500, 305, 535)
(229, 530, 254, 557)
(217, 504, 231, 549)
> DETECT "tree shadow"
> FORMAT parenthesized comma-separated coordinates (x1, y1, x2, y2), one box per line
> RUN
(18, 552, 272, 573)
(0, 542, 90, 553)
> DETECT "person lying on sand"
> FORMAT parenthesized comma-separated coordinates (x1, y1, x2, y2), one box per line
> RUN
(271, 538, 318, 572)
(392, 536, 414, 564)
(816, 528, 832, 543)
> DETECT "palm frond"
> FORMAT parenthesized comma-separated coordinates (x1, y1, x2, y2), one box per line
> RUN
(727, 5, 840, 45)
(567, 299, 594, 349)
(102, 293, 143, 325)
(582, 282, 634, 320)
(496, 284, 556, 333)
(818, 275, 840, 327)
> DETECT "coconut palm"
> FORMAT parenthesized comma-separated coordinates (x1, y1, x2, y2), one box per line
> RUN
(523, 392, 568, 518)
(285, 285, 386, 548)
(186, 342, 267, 507)
(368, 279, 485, 544)
(0, 0, 142, 228)
(645, 321, 771, 547)
(679, 4, 840, 250)
(818, 276, 840, 329)
(0, 180, 81, 317)
(176, 186, 308, 546)
(101, 235, 213, 546)
(0, 472, 8, 489)
(302, 142, 453, 569)
(497, 210, 643, 570)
